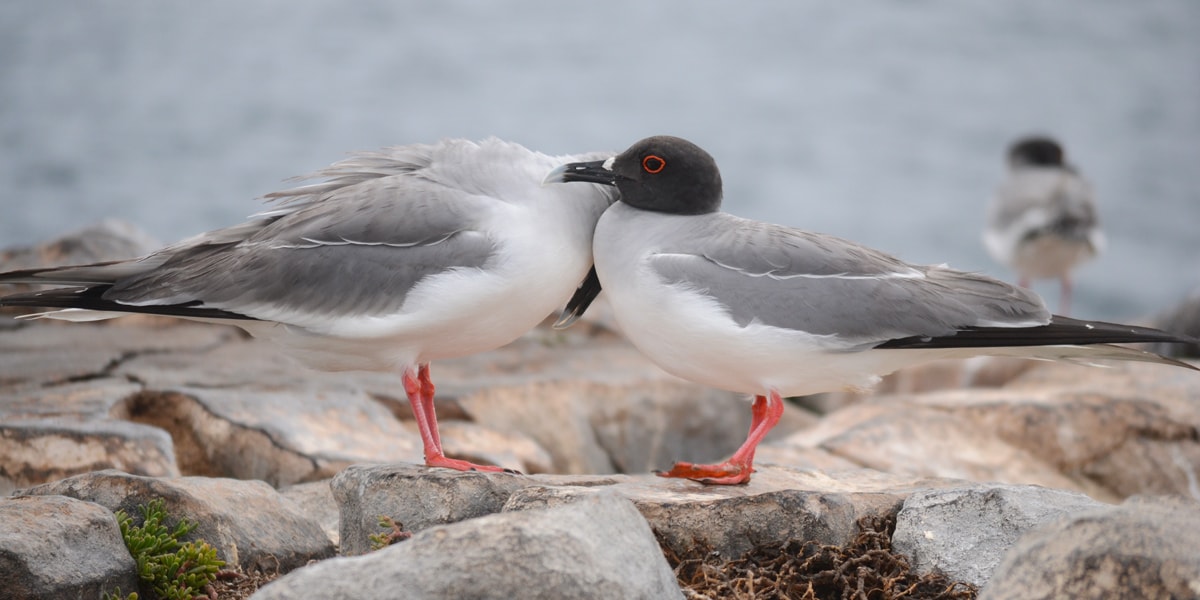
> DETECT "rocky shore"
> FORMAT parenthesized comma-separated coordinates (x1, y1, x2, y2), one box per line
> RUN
(2, 222, 1199, 598)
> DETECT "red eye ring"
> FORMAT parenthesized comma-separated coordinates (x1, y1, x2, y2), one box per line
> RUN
(642, 155, 666, 174)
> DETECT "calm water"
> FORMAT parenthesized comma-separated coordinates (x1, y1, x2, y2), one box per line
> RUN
(1, 1, 1197, 320)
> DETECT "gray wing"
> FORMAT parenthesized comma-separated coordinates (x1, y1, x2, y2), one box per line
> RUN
(652, 215, 1049, 344)
(990, 167, 1097, 236)
(105, 160, 496, 320)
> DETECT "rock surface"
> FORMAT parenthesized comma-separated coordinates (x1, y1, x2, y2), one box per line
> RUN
(891, 484, 1105, 588)
(333, 462, 964, 558)
(773, 360, 1200, 503)
(0, 417, 179, 496)
(0, 494, 138, 600)
(980, 496, 1200, 600)
(16, 470, 335, 573)
(3, 223, 1200, 597)
(250, 492, 684, 600)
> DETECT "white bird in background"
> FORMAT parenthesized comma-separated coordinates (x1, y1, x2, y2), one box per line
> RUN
(0, 138, 618, 474)
(983, 136, 1104, 315)
(547, 135, 1195, 485)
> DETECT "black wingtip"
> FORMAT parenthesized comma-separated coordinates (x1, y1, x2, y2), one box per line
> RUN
(0, 285, 257, 321)
(877, 315, 1198, 350)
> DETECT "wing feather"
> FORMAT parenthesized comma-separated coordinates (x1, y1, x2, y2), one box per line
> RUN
(651, 214, 1049, 343)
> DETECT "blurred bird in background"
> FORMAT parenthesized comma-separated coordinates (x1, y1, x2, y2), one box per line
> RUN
(983, 136, 1104, 315)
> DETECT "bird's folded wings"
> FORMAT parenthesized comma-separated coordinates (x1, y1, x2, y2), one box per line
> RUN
(104, 176, 496, 321)
(649, 222, 1048, 345)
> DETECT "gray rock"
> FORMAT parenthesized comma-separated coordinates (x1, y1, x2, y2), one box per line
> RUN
(776, 359, 1200, 502)
(111, 386, 423, 487)
(0, 494, 138, 600)
(0, 321, 238, 387)
(334, 462, 962, 559)
(16, 470, 335, 573)
(0, 218, 160, 269)
(332, 463, 559, 555)
(280, 479, 340, 548)
(250, 492, 683, 600)
(980, 496, 1200, 600)
(892, 484, 1105, 588)
(0, 378, 143, 421)
(0, 417, 179, 495)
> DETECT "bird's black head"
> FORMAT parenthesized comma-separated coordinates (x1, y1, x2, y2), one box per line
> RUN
(1008, 136, 1066, 168)
(545, 135, 723, 215)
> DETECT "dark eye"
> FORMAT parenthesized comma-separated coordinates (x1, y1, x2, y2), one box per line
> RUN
(642, 155, 666, 174)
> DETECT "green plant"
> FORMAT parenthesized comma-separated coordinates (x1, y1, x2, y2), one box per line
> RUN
(368, 515, 412, 551)
(101, 589, 137, 600)
(114, 498, 225, 600)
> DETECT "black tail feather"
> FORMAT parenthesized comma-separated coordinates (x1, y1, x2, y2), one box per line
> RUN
(0, 285, 257, 321)
(0, 261, 125, 286)
(877, 315, 1197, 350)
(552, 265, 603, 329)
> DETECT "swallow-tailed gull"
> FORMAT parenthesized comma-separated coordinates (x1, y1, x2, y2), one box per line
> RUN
(983, 136, 1103, 314)
(0, 137, 617, 473)
(546, 135, 1196, 485)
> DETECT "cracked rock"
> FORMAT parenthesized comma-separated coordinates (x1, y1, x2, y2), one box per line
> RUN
(0, 417, 179, 495)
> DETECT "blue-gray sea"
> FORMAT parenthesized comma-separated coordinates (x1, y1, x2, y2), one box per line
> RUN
(1, 1, 1197, 321)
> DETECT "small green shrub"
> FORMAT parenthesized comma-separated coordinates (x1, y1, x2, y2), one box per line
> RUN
(368, 515, 412, 551)
(114, 498, 225, 600)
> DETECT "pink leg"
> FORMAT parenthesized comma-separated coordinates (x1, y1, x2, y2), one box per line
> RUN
(1018, 276, 1030, 288)
(657, 391, 785, 485)
(1059, 275, 1072, 316)
(402, 364, 508, 473)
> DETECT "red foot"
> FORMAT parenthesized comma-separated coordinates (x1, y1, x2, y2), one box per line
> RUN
(656, 461, 753, 485)
(424, 454, 516, 474)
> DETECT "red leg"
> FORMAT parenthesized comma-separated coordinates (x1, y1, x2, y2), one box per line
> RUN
(658, 391, 785, 485)
(402, 365, 508, 473)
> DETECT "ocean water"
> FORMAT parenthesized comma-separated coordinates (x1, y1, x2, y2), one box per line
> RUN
(1, 0, 1197, 320)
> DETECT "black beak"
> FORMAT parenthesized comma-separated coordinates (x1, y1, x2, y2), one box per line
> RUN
(543, 158, 617, 186)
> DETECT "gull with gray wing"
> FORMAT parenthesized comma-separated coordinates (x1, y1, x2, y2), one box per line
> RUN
(0, 138, 618, 473)
(546, 135, 1196, 485)
(983, 136, 1103, 314)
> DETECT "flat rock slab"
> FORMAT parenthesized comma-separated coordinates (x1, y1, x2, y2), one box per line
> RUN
(892, 484, 1105, 588)
(0, 417, 179, 495)
(333, 462, 965, 558)
(0, 321, 239, 386)
(981, 496, 1200, 600)
(16, 470, 335, 573)
(0, 494, 138, 600)
(776, 359, 1200, 502)
(251, 492, 683, 600)
(114, 387, 424, 487)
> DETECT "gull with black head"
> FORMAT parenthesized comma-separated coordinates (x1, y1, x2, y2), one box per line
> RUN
(983, 135, 1103, 314)
(546, 135, 1196, 485)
